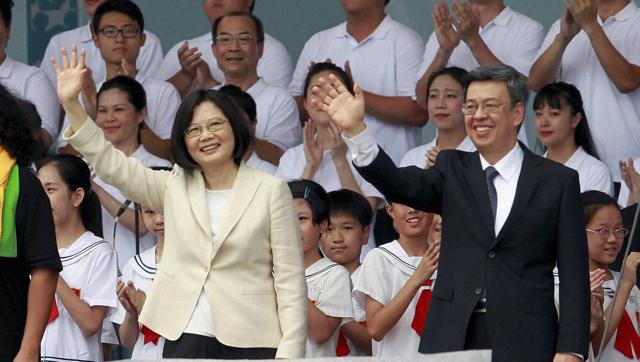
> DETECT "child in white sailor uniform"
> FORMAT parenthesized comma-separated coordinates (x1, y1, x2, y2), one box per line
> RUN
(36, 155, 118, 362)
(354, 202, 439, 358)
(288, 180, 354, 358)
(111, 204, 166, 359)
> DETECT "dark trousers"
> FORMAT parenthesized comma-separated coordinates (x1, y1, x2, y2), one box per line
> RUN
(464, 313, 492, 350)
(163, 333, 277, 360)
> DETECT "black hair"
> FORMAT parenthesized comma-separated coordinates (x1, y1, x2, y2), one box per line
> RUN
(0, 84, 37, 166)
(212, 11, 265, 44)
(426, 66, 468, 96)
(385, 0, 390, 5)
(581, 190, 620, 225)
(98, 75, 147, 111)
(16, 98, 46, 161)
(327, 189, 373, 228)
(0, 0, 13, 26)
(303, 62, 354, 98)
(533, 82, 600, 160)
(36, 155, 103, 237)
(288, 179, 330, 225)
(219, 84, 257, 123)
(171, 89, 251, 169)
(92, 0, 145, 35)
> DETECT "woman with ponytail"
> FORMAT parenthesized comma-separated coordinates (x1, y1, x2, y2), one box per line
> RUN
(36, 154, 118, 362)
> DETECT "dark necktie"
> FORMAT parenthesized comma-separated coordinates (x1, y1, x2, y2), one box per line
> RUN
(485, 166, 499, 224)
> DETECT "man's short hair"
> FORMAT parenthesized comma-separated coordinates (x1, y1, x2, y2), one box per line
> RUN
(92, 0, 145, 35)
(464, 64, 529, 106)
(0, 0, 13, 26)
(212, 11, 265, 44)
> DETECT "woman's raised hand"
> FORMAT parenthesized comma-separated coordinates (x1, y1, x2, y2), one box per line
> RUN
(51, 45, 89, 105)
(312, 74, 366, 138)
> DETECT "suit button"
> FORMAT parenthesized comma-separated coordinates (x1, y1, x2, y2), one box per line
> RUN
(474, 287, 483, 295)
(203, 265, 209, 273)
(488, 251, 496, 258)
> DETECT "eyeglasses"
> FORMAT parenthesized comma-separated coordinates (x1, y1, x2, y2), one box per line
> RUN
(184, 119, 228, 138)
(462, 102, 507, 115)
(585, 228, 629, 240)
(99, 26, 141, 38)
(214, 33, 256, 46)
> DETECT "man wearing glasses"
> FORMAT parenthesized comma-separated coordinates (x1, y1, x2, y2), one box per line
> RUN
(322, 63, 590, 361)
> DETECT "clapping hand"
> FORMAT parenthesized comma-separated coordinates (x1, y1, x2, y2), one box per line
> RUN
(414, 241, 440, 284)
(433, 1, 460, 52)
(564, 0, 598, 33)
(426, 146, 442, 168)
(622, 252, 640, 288)
(52, 45, 90, 105)
(312, 74, 366, 137)
(560, 7, 581, 42)
(451, 0, 481, 44)
(620, 158, 640, 205)
(177, 41, 203, 79)
(117, 280, 147, 316)
(303, 119, 324, 170)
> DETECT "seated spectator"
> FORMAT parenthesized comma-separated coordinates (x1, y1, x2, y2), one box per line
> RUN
(41, 0, 163, 86)
(401, 67, 475, 168)
(288, 180, 354, 358)
(534, 82, 613, 195)
(529, 0, 640, 181)
(0, 1, 59, 150)
(157, 0, 292, 96)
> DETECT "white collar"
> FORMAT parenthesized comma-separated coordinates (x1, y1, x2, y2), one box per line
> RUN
(335, 14, 394, 42)
(0, 56, 14, 78)
(245, 77, 268, 99)
(479, 142, 523, 182)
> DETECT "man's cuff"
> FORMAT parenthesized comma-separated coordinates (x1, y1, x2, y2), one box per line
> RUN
(341, 126, 379, 167)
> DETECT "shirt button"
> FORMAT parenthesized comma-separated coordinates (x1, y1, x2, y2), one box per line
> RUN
(488, 251, 496, 258)
(203, 265, 209, 273)
(474, 287, 483, 295)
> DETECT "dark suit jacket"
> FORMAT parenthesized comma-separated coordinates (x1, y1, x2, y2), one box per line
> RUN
(356, 144, 590, 361)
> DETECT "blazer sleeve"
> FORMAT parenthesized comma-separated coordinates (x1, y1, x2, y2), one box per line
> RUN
(355, 146, 446, 213)
(269, 180, 307, 358)
(555, 171, 590, 358)
(64, 119, 171, 213)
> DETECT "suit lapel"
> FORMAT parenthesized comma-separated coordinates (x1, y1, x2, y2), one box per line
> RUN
(187, 170, 212, 239)
(492, 146, 542, 248)
(462, 152, 496, 241)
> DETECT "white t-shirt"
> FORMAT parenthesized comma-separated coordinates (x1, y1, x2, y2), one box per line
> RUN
(288, 15, 424, 163)
(40, 22, 164, 86)
(400, 136, 476, 168)
(305, 258, 354, 358)
(183, 188, 232, 337)
(536, 2, 640, 180)
(0, 56, 59, 140)
(618, 157, 640, 208)
(156, 32, 293, 89)
(544, 146, 613, 196)
(40, 232, 118, 362)
(246, 152, 277, 175)
(111, 245, 164, 360)
(244, 78, 302, 151)
(344, 266, 369, 357)
(354, 240, 435, 358)
(94, 145, 171, 271)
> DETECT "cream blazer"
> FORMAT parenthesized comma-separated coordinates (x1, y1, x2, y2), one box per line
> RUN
(66, 120, 307, 358)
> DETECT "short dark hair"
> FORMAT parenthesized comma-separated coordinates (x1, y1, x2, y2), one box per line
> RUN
(219, 84, 257, 123)
(385, 0, 390, 5)
(303, 62, 354, 99)
(212, 11, 265, 44)
(171, 89, 251, 169)
(581, 190, 620, 225)
(426, 66, 468, 96)
(92, 0, 145, 35)
(328, 189, 373, 228)
(288, 179, 330, 225)
(0, 0, 13, 26)
(533, 82, 600, 160)
(16, 99, 45, 160)
(98, 75, 147, 111)
(0, 84, 37, 165)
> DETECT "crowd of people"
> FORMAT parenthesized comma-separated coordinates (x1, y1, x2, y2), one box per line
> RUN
(1, 0, 640, 361)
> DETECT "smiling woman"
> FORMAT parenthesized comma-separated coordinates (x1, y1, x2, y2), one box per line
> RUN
(54, 45, 306, 359)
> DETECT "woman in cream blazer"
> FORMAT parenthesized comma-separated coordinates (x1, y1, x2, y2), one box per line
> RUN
(53, 47, 306, 359)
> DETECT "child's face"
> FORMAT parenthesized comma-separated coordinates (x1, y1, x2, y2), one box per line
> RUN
(322, 213, 370, 265)
(429, 214, 442, 244)
(37, 164, 83, 229)
(586, 204, 624, 267)
(141, 206, 165, 242)
(294, 199, 326, 254)
(386, 203, 433, 240)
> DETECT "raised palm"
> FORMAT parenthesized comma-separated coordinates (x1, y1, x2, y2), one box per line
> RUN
(433, 2, 460, 51)
(52, 45, 89, 104)
(314, 74, 365, 135)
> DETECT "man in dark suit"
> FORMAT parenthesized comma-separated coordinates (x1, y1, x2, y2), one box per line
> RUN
(314, 64, 590, 361)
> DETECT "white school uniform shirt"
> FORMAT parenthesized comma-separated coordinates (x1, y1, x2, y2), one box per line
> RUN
(157, 32, 293, 89)
(618, 157, 640, 208)
(0, 56, 59, 140)
(94, 145, 171, 271)
(40, 22, 163, 86)
(544, 147, 613, 196)
(111, 245, 165, 360)
(353, 240, 436, 358)
(56, 71, 180, 148)
(246, 151, 277, 175)
(305, 258, 354, 358)
(345, 266, 369, 357)
(40, 232, 118, 362)
(399, 136, 476, 168)
(536, 2, 640, 180)
(288, 15, 424, 164)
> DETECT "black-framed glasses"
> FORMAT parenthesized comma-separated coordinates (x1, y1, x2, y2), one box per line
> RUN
(184, 119, 228, 138)
(99, 26, 141, 38)
(586, 227, 629, 240)
(214, 33, 256, 46)
(461, 102, 507, 115)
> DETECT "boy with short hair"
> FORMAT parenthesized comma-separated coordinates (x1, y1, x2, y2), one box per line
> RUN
(323, 189, 373, 356)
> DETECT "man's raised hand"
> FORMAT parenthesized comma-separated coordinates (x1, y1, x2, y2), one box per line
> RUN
(312, 74, 366, 138)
